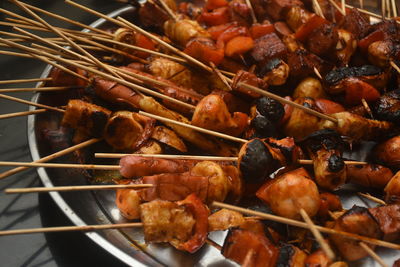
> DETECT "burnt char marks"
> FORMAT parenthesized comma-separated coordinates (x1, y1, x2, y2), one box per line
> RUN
(325, 65, 382, 85)
(276, 245, 295, 267)
(301, 129, 345, 153)
(374, 89, 400, 123)
(239, 139, 277, 183)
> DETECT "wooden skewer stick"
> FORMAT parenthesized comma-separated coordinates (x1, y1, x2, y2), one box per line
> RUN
(20, 2, 114, 37)
(95, 153, 238, 161)
(157, 0, 178, 21)
(0, 222, 143, 236)
(0, 86, 74, 93)
(212, 201, 400, 250)
(328, 0, 346, 16)
(244, 0, 257, 24)
(391, 0, 398, 17)
(139, 111, 247, 143)
(238, 82, 339, 123)
(90, 35, 187, 64)
(0, 77, 51, 85)
(299, 159, 367, 165)
(361, 98, 374, 118)
(313, 0, 326, 18)
(118, 16, 213, 73)
(210, 62, 233, 91)
(382, 0, 386, 19)
(0, 161, 120, 170)
(300, 209, 336, 261)
(64, 0, 213, 73)
(0, 138, 101, 180)
(0, 109, 47, 120)
(11, 0, 125, 82)
(357, 192, 386, 205)
(5, 184, 153, 194)
(359, 242, 389, 267)
(0, 50, 33, 59)
(390, 61, 400, 74)
(0, 94, 65, 113)
(341, 0, 346, 15)
(95, 153, 368, 165)
(313, 67, 323, 80)
(0, 39, 195, 111)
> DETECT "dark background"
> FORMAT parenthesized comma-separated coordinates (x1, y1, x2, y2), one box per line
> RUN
(0, 1, 131, 266)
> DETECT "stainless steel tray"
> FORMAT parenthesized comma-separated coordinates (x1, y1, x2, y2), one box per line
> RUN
(27, 5, 399, 267)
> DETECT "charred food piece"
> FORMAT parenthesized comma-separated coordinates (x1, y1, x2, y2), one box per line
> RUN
(238, 138, 278, 183)
(256, 96, 285, 123)
(374, 89, 400, 124)
(329, 206, 382, 261)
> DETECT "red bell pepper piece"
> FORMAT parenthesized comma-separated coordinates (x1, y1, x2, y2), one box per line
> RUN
(216, 26, 249, 48)
(208, 23, 236, 40)
(198, 7, 231, 26)
(343, 78, 381, 106)
(294, 14, 330, 42)
(358, 30, 385, 53)
(315, 98, 345, 114)
(225, 36, 254, 57)
(177, 194, 209, 253)
(249, 24, 275, 39)
(184, 38, 225, 65)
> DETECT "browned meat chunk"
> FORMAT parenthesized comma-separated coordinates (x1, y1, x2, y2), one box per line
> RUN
(276, 244, 307, 267)
(265, 0, 303, 21)
(330, 206, 382, 261)
(346, 164, 393, 189)
(369, 204, 400, 242)
(306, 24, 338, 57)
(340, 8, 370, 39)
(251, 33, 287, 64)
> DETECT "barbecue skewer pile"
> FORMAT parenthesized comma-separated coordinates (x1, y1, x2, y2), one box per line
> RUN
(0, 0, 400, 265)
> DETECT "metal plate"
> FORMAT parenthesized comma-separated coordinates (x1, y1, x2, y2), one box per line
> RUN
(27, 5, 399, 267)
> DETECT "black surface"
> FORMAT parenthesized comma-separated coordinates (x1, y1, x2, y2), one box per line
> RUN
(0, 1, 132, 266)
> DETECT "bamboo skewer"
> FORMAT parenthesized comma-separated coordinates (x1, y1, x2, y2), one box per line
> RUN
(357, 192, 386, 205)
(0, 94, 65, 113)
(139, 111, 247, 143)
(157, 0, 178, 21)
(328, 0, 346, 16)
(0, 223, 143, 236)
(300, 209, 336, 261)
(10, 0, 125, 82)
(90, 35, 188, 64)
(359, 242, 388, 267)
(390, 61, 400, 74)
(0, 109, 47, 120)
(391, 0, 398, 17)
(244, 0, 258, 24)
(0, 38, 196, 111)
(117, 17, 213, 73)
(238, 83, 339, 123)
(212, 201, 400, 250)
(0, 77, 51, 85)
(313, 0, 326, 18)
(95, 153, 238, 161)
(0, 161, 120, 170)
(0, 86, 74, 93)
(313, 67, 323, 80)
(341, 0, 346, 15)
(5, 184, 153, 194)
(20, 2, 114, 37)
(210, 62, 233, 91)
(0, 138, 101, 180)
(94, 153, 368, 165)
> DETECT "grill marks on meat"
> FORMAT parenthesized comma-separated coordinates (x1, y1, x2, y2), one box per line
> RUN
(369, 204, 400, 242)
(287, 49, 327, 79)
(324, 65, 383, 86)
(251, 33, 288, 64)
(306, 23, 338, 57)
(330, 206, 381, 261)
(374, 89, 400, 123)
(346, 164, 393, 189)
(61, 99, 111, 137)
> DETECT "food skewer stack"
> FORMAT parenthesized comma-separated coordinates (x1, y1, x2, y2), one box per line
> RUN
(0, 0, 400, 265)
